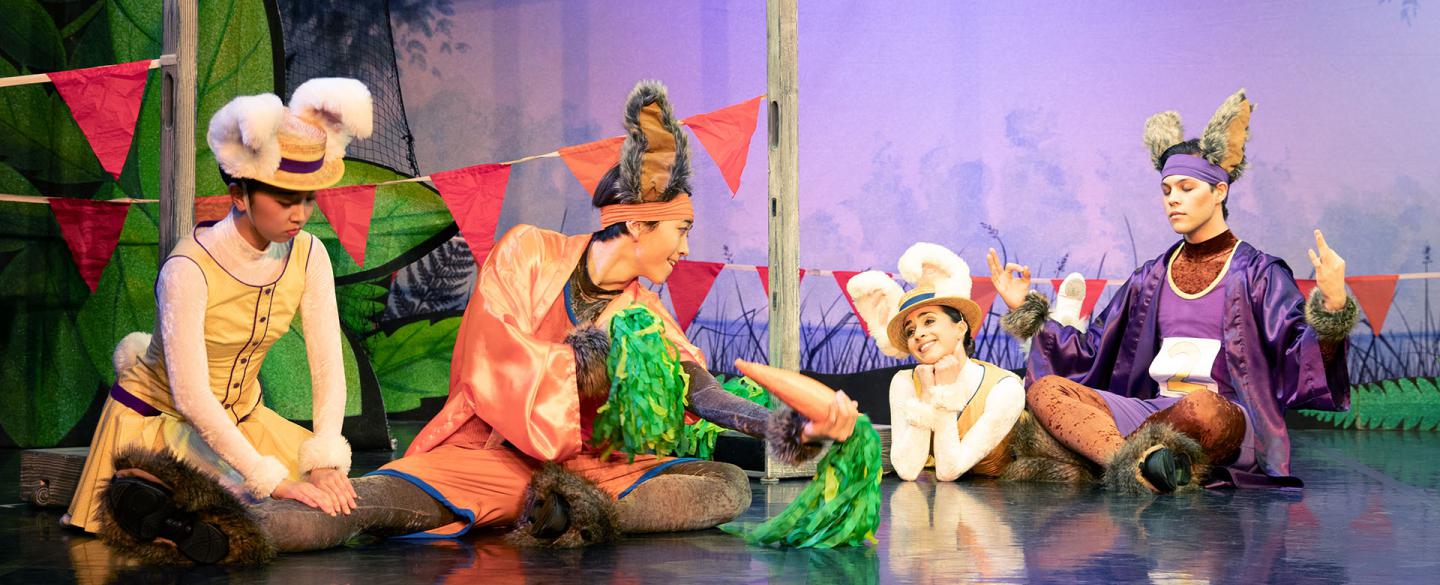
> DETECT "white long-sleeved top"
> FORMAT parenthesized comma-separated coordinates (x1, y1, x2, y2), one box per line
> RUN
(156, 212, 349, 498)
(888, 359, 1024, 482)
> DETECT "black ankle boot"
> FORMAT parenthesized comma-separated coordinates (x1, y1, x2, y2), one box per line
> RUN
(524, 494, 572, 541)
(1138, 446, 1180, 494)
(107, 477, 229, 564)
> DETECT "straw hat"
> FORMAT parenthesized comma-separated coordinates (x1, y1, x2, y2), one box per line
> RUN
(206, 78, 373, 192)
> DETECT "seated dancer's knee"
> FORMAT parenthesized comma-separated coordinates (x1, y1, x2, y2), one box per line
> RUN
(1153, 391, 1245, 464)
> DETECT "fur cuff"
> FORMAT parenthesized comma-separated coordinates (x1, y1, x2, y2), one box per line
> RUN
(1305, 288, 1358, 343)
(999, 412, 1099, 484)
(1102, 423, 1209, 495)
(566, 324, 612, 399)
(243, 456, 291, 500)
(508, 463, 620, 548)
(298, 434, 351, 477)
(113, 332, 152, 376)
(900, 398, 943, 431)
(1000, 291, 1049, 340)
(931, 382, 970, 412)
(766, 406, 824, 465)
(99, 448, 275, 565)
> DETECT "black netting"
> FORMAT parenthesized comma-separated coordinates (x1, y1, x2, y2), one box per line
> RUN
(275, 0, 420, 176)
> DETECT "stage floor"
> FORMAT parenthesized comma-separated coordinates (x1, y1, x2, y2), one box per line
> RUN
(2, 427, 1437, 584)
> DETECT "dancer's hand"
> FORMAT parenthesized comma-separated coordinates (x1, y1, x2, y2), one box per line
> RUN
(1308, 229, 1347, 311)
(272, 479, 342, 516)
(802, 390, 860, 443)
(307, 468, 358, 515)
(915, 356, 962, 396)
(986, 248, 1032, 311)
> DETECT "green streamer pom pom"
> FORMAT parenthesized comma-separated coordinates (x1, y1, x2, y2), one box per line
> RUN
(590, 305, 691, 460)
(722, 415, 883, 548)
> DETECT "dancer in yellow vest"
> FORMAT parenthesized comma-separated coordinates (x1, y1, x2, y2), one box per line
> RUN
(846, 243, 1025, 481)
(66, 78, 374, 564)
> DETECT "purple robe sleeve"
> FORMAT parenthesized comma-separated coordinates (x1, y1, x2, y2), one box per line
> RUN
(1246, 261, 1350, 413)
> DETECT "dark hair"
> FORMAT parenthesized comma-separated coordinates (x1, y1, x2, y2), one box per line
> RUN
(937, 306, 976, 356)
(590, 164, 657, 241)
(1157, 140, 1229, 219)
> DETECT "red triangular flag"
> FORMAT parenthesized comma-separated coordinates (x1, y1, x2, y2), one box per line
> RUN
(1081, 280, 1109, 318)
(1295, 279, 1318, 301)
(432, 164, 511, 267)
(969, 277, 998, 327)
(755, 265, 806, 298)
(315, 184, 377, 266)
(833, 270, 872, 335)
(50, 198, 131, 292)
(666, 260, 725, 332)
(558, 136, 624, 197)
(49, 60, 152, 180)
(1346, 275, 1399, 335)
(682, 95, 764, 195)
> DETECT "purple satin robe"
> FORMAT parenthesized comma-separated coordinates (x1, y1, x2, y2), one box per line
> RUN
(1026, 241, 1350, 486)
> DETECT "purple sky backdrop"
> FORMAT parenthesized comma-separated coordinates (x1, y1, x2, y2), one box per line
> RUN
(394, 0, 1438, 335)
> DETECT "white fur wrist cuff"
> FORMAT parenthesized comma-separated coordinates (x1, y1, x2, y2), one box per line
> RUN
(299, 434, 352, 477)
(931, 383, 972, 412)
(245, 455, 291, 499)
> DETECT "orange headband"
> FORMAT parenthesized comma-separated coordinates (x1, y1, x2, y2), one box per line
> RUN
(598, 193, 694, 226)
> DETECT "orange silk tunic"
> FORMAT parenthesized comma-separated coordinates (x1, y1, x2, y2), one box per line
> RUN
(405, 224, 705, 462)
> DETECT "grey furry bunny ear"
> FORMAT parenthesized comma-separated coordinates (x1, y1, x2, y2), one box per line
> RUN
(1201, 88, 1254, 180)
(618, 80, 692, 203)
(1143, 111, 1185, 171)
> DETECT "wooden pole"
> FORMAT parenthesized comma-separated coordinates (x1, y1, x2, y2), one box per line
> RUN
(159, 0, 197, 256)
(766, 0, 800, 371)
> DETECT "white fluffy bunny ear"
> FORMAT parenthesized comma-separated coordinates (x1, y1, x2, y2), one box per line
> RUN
(898, 242, 972, 299)
(846, 271, 909, 358)
(288, 78, 374, 161)
(206, 93, 285, 180)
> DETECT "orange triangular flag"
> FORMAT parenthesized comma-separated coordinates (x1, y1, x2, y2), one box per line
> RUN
(1346, 275, 1399, 335)
(682, 96, 764, 195)
(558, 136, 624, 197)
(316, 184, 377, 266)
(50, 198, 131, 292)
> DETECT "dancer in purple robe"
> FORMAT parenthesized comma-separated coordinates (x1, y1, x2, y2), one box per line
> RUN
(989, 89, 1358, 493)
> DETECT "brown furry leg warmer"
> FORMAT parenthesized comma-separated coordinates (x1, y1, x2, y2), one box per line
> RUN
(1103, 423, 1209, 495)
(508, 463, 620, 548)
(615, 461, 752, 533)
(1000, 412, 1101, 484)
(97, 448, 274, 565)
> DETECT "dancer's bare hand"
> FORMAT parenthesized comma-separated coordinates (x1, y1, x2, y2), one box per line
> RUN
(803, 391, 861, 443)
(272, 479, 341, 516)
(986, 248, 1032, 311)
(307, 468, 357, 515)
(1308, 229, 1347, 311)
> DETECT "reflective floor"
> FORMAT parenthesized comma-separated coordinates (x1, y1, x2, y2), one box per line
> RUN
(2, 428, 1437, 584)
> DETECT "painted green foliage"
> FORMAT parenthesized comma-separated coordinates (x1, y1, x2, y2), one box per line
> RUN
(0, 0, 460, 445)
(1299, 378, 1440, 431)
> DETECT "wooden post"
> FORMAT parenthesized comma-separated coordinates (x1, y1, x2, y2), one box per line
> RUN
(159, 0, 197, 256)
(766, 0, 799, 371)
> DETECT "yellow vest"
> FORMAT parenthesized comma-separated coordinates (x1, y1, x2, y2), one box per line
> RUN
(118, 228, 314, 425)
(914, 359, 1019, 477)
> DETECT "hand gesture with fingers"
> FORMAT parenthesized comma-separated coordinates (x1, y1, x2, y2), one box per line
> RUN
(986, 248, 1032, 311)
(1307, 229, 1347, 311)
(307, 468, 358, 515)
(802, 391, 861, 443)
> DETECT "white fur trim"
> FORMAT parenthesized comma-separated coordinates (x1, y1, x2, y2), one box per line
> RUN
(898, 242, 972, 298)
(288, 78, 374, 161)
(207, 93, 285, 181)
(112, 331, 152, 376)
(244, 455, 291, 499)
(931, 382, 973, 413)
(903, 398, 943, 431)
(298, 434, 352, 477)
(846, 270, 908, 358)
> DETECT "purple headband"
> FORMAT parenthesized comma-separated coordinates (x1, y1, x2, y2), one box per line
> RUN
(1161, 154, 1230, 185)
